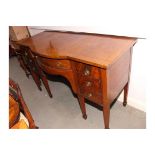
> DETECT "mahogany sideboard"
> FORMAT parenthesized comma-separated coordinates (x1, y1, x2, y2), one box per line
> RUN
(16, 30, 137, 128)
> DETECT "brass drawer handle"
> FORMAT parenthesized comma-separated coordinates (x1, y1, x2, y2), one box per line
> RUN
(56, 62, 62, 67)
(84, 68, 90, 76)
(87, 93, 92, 98)
(86, 81, 92, 87)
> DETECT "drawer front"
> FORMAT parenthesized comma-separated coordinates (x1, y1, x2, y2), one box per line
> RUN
(82, 91, 102, 104)
(78, 78, 102, 104)
(78, 78, 101, 95)
(74, 62, 100, 79)
(74, 62, 102, 104)
(38, 57, 71, 70)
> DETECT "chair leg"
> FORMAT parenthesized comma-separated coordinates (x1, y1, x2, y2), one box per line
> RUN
(30, 71, 42, 91)
(16, 55, 30, 78)
(40, 74, 52, 98)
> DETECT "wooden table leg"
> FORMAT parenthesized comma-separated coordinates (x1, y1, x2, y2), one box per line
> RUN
(123, 82, 129, 106)
(78, 96, 87, 119)
(103, 103, 110, 129)
(123, 48, 133, 107)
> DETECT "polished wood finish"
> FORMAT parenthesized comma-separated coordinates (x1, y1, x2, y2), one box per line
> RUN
(78, 96, 87, 119)
(9, 78, 37, 129)
(16, 31, 137, 128)
(123, 48, 133, 106)
(123, 83, 129, 106)
(107, 49, 131, 104)
(39, 57, 71, 70)
(17, 31, 136, 68)
(38, 57, 77, 94)
(9, 96, 20, 128)
(16, 45, 52, 97)
(74, 62, 102, 105)
(11, 119, 29, 129)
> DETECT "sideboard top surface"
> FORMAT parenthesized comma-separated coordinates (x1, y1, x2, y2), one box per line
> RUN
(17, 31, 137, 68)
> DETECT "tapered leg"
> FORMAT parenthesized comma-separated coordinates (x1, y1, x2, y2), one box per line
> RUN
(123, 83, 129, 106)
(17, 55, 30, 78)
(30, 71, 42, 91)
(37, 68, 52, 98)
(41, 74, 52, 98)
(78, 95, 87, 119)
(103, 104, 110, 129)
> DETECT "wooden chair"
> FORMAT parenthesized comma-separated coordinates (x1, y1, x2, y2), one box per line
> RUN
(9, 78, 38, 129)
(15, 45, 52, 98)
(9, 26, 31, 57)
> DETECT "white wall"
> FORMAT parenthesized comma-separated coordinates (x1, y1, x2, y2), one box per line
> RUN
(28, 26, 146, 111)
(28, 26, 147, 38)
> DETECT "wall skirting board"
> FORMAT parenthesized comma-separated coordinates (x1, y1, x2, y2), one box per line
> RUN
(118, 93, 146, 112)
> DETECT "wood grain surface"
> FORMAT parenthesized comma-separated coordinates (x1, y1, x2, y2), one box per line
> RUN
(17, 31, 137, 68)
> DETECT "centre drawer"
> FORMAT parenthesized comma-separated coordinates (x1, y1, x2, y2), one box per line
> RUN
(38, 57, 71, 70)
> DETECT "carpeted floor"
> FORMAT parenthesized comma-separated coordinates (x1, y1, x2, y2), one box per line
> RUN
(9, 57, 146, 129)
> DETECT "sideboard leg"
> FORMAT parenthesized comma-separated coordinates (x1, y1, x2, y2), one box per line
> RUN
(78, 96, 87, 119)
(123, 83, 129, 106)
(103, 104, 110, 129)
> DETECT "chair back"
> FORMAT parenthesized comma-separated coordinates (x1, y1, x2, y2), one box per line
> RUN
(9, 78, 37, 129)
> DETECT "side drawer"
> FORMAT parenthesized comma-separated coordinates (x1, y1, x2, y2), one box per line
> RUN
(74, 61, 103, 105)
(78, 78, 102, 95)
(74, 62, 100, 79)
(82, 91, 102, 105)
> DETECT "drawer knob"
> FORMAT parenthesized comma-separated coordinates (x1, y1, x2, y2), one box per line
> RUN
(56, 62, 62, 67)
(87, 93, 92, 98)
(86, 81, 92, 87)
(84, 69, 90, 76)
